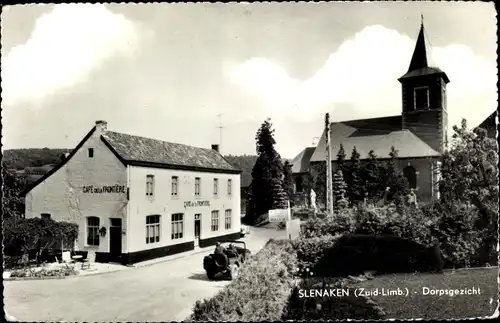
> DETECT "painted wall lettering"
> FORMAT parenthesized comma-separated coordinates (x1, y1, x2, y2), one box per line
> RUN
(184, 200, 210, 208)
(83, 185, 126, 194)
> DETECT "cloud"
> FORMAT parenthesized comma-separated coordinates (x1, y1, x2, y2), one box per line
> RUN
(1, 4, 144, 107)
(229, 25, 497, 132)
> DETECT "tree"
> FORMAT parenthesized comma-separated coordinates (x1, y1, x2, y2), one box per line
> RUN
(362, 150, 383, 202)
(2, 168, 26, 219)
(249, 119, 286, 222)
(348, 146, 364, 205)
(439, 119, 498, 264)
(332, 169, 348, 210)
(439, 119, 498, 208)
(384, 146, 409, 205)
(283, 160, 295, 202)
(272, 178, 288, 209)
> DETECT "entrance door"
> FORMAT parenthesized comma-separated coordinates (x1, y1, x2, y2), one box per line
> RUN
(194, 214, 201, 247)
(109, 218, 122, 262)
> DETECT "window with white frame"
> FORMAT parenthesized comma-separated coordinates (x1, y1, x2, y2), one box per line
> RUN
(225, 209, 232, 230)
(213, 178, 219, 196)
(172, 176, 179, 196)
(146, 215, 161, 244)
(227, 179, 232, 196)
(146, 174, 155, 196)
(211, 210, 219, 231)
(414, 86, 430, 110)
(195, 177, 201, 196)
(171, 213, 184, 240)
(87, 216, 100, 246)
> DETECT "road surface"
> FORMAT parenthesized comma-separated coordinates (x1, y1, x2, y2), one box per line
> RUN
(4, 227, 286, 322)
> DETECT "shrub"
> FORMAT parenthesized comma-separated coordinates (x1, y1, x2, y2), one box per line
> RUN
(300, 209, 356, 238)
(10, 266, 78, 278)
(316, 234, 444, 277)
(430, 205, 482, 268)
(3, 217, 78, 258)
(189, 239, 298, 322)
(282, 277, 386, 320)
(292, 235, 342, 275)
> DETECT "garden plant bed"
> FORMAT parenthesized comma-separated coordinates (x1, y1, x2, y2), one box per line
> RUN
(353, 267, 499, 320)
(6, 265, 79, 281)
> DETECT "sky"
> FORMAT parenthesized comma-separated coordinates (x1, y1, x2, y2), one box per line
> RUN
(1, 2, 497, 159)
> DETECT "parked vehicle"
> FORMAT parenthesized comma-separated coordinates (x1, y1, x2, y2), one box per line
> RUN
(203, 241, 251, 280)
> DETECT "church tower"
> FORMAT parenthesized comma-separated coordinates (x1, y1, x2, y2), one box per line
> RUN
(398, 19, 450, 154)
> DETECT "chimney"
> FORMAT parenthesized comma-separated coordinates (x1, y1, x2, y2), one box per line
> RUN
(211, 144, 219, 153)
(95, 120, 107, 132)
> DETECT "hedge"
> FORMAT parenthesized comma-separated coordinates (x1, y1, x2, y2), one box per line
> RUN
(299, 202, 495, 268)
(189, 238, 389, 321)
(189, 239, 298, 322)
(3, 217, 78, 258)
(291, 235, 342, 275)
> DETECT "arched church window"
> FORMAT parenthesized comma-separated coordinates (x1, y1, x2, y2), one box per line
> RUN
(403, 165, 417, 189)
(295, 177, 304, 193)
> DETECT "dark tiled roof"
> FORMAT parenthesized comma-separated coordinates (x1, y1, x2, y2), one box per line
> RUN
(407, 23, 429, 72)
(399, 66, 449, 83)
(101, 131, 240, 173)
(344, 116, 402, 137)
(291, 147, 316, 174)
(398, 23, 450, 83)
(477, 110, 497, 131)
(310, 116, 440, 162)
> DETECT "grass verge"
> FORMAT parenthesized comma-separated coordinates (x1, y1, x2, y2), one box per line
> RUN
(354, 267, 499, 319)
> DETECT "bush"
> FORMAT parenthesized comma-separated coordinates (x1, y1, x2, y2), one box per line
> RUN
(10, 266, 78, 278)
(3, 217, 78, 257)
(302, 202, 491, 269)
(282, 277, 386, 320)
(315, 234, 444, 277)
(300, 209, 357, 238)
(292, 235, 342, 276)
(189, 239, 298, 322)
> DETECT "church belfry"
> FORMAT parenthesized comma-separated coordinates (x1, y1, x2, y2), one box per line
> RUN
(398, 19, 450, 153)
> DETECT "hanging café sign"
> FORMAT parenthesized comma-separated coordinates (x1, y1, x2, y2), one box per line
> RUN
(184, 200, 210, 208)
(83, 185, 126, 194)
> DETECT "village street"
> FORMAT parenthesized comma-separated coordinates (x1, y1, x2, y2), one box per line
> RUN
(4, 227, 286, 322)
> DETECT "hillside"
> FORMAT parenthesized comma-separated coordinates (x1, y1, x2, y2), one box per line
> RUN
(223, 154, 258, 188)
(2, 148, 70, 170)
(2, 149, 259, 187)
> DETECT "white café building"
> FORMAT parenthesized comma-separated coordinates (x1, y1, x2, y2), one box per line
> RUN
(24, 121, 242, 265)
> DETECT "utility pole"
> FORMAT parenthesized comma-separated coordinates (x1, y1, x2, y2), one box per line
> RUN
(325, 113, 333, 215)
(217, 113, 224, 154)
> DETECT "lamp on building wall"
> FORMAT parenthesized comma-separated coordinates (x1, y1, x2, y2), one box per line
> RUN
(99, 226, 107, 237)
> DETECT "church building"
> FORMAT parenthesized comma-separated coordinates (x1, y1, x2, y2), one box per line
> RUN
(294, 21, 450, 203)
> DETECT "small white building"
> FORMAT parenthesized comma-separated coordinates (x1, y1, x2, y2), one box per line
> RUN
(24, 121, 242, 265)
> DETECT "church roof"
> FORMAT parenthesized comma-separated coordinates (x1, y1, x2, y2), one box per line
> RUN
(291, 147, 316, 174)
(309, 116, 440, 163)
(477, 110, 497, 130)
(398, 22, 450, 83)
